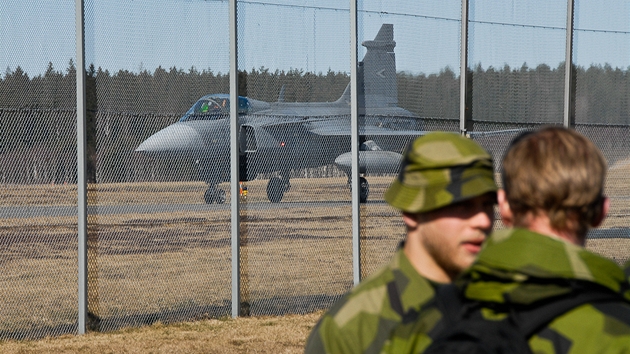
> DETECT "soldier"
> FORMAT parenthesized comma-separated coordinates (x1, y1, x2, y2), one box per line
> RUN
(304, 132, 498, 354)
(386, 126, 630, 353)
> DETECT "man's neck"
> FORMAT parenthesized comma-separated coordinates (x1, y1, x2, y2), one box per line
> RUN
(520, 215, 585, 246)
(403, 240, 453, 284)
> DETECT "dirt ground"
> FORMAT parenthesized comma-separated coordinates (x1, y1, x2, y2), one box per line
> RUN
(0, 312, 323, 353)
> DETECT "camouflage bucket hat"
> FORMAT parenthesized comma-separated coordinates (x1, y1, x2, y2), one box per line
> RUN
(384, 132, 497, 213)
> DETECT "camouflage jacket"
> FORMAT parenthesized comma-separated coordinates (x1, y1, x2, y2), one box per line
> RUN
(385, 228, 630, 353)
(304, 248, 437, 354)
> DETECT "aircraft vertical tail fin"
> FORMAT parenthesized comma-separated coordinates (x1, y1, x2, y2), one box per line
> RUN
(359, 24, 397, 108)
(277, 85, 286, 102)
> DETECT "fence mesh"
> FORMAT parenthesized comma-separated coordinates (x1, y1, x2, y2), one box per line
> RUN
(84, 0, 232, 331)
(0, 0, 629, 340)
(236, 2, 354, 316)
(577, 124, 630, 265)
(0, 0, 77, 340)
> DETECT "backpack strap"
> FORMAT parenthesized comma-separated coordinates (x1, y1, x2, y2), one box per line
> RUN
(514, 281, 623, 338)
(426, 283, 473, 339)
(423, 280, 624, 354)
(429, 280, 623, 341)
(435, 283, 466, 322)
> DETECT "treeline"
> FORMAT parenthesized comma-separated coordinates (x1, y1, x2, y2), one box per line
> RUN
(5, 61, 630, 119)
(1, 61, 630, 184)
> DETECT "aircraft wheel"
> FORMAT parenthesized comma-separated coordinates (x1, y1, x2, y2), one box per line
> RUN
(215, 189, 226, 204)
(204, 188, 215, 204)
(284, 179, 291, 193)
(360, 177, 369, 203)
(267, 177, 285, 203)
(204, 188, 226, 204)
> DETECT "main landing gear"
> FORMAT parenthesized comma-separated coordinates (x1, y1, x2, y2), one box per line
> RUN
(348, 176, 369, 203)
(266, 176, 291, 203)
(203, 176, 291, 204)
(204, 186, 226, 204)
(204, 176, 367, 204)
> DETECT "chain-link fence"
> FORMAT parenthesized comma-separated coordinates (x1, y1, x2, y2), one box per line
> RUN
(0, 0, 629, 340)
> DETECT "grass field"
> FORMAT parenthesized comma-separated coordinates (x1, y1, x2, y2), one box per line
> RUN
(0, 177, 402, 337)
(0, 312, 323, 353)
(0, 166, 628, 348)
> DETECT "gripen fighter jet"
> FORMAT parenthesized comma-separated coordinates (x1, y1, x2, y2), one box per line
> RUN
(136, 24, 427, 204)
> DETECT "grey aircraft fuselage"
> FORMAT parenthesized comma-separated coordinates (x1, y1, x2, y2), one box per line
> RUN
(135, 24, 426, 204)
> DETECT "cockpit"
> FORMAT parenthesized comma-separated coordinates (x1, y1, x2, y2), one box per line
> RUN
(179, 95, 251, 122)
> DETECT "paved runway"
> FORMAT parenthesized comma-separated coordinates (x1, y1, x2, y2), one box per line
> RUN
(0, 200, 628, 239)
(0, 200, 383, 218)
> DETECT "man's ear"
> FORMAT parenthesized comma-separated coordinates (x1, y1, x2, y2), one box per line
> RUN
(591, 197, 609, 228)
(497, 189, 514, 227)
(402, 212, 421, 230)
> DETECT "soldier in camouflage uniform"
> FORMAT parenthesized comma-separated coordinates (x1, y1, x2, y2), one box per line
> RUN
(304, 132, 498, 354)
(385, 126, 630, 353)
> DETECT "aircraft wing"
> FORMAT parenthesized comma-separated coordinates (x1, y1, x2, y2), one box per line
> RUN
(251, 117, 426, 137)
(465, 129, 525, 138)
(305, 119, 526, 139)
(308, 124, 428, 137)
(254, 118, 522, 139)
(308, 125, 525, 138)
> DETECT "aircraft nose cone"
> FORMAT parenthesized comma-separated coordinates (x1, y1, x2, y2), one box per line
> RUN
(135, 123, 205, 154)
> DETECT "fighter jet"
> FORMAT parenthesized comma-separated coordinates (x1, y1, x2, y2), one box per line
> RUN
(135, 24, 426, 204)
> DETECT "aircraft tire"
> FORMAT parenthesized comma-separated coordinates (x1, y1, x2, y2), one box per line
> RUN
(360, 177, 369, 203)
(204, 188, 226, 204)
(267, 177, 285, 203)
(216, 189, 226, 204)
(204, 188, 216, 204)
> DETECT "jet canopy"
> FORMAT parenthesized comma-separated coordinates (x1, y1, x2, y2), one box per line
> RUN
(179, 94, 251, 122)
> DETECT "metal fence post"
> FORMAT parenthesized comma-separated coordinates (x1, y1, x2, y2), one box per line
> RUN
(229, 0, 241, 318)
(75, 0, 88, 335)
(350, 0, 361, 286)
(460, 0, 472, 136)
(564, 0, 576, 128)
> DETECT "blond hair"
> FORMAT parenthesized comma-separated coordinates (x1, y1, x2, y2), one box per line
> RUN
(502, 127, 606, 236)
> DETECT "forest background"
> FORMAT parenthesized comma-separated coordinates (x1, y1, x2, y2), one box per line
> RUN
(1, 61, 629, 184)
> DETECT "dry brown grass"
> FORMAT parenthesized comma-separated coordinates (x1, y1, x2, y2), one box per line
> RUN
(0, 311, 323, 353)
(0, 177, 401, 335)
(0, 169, 628, 348)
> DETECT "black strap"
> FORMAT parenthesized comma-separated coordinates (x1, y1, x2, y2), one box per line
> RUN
(514, 282, 623, 337)
(435, 283, 466, 323)
(430, 280, 623, 340)
(426, 284, 471, 340)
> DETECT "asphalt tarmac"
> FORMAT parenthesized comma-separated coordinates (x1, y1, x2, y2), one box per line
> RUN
(0, 200, 628, 239)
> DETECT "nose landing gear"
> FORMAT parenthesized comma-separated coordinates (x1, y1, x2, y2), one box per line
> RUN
(204, 186, 226, 204)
